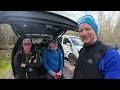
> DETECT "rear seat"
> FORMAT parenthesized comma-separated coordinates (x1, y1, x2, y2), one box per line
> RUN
(33, 42, 47, 79)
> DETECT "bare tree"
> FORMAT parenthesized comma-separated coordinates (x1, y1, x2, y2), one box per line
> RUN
(103, 12, 114, 44)
(0, 24, 6, 49)
(0, 24, 17, 50)
(113, 11, 120, 48)
(97, 11, 106, 41)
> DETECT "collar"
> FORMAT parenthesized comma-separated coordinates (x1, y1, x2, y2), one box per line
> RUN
(22, 49, 32, 56)
(83, 40, 101, 48)
(48, 48, 58, 52)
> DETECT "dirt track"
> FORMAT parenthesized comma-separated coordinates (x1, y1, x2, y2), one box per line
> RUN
(63, 60, 75, 79)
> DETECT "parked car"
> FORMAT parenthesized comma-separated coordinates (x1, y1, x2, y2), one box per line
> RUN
(0, 11, 78, 78)
(58, 35, 83, 66)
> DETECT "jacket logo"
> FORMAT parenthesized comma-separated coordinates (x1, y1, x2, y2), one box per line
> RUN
(87, 59, 93, 64)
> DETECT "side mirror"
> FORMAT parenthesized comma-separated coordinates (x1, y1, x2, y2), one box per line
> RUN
(66, 43, 71, 46)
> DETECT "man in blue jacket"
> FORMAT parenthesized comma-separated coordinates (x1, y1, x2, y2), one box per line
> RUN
(42, 39, 64, 79)
(73, 15, 120, 79)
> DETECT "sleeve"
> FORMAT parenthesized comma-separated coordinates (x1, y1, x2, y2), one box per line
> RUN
(58, 49, 64, 70)
(27, 53, 42, 68)
(102, 49, 120, 79)
(13, 52, 21, 78)
(27, 62, 40, 68)
(42, 49, 53, 74)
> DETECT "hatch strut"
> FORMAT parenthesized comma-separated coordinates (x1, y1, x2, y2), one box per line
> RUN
(57, 29, 67, 40)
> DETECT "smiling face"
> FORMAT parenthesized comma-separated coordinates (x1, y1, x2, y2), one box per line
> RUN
(79, 23, 97, 45)
(49, 43, 58, 51)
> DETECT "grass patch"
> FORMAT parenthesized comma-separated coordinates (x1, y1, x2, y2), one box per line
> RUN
(0, 56, 12, 79)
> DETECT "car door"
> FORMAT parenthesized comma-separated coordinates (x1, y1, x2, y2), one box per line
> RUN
(69, 36, 83, 59)
(62, 37, 73, 58)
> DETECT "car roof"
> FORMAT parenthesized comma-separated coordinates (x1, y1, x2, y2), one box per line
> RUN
(0, 11, 78, 38)
(62, 35, 79, 38)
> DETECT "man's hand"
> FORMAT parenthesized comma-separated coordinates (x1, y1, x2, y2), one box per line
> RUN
(33, 59, 37, 63)
(55, 70, 62, 79)
(20, 63, 26, 67)
(58, 70, 62, 76)
(51, 71, 57, 78)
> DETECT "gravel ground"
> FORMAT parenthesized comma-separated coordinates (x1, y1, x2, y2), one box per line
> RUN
(63, 60, 75, 79)
(3, 68, 14, 79)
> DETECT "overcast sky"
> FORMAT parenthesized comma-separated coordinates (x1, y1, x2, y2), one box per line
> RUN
(50, 11, 119, 25)
(51, 11, 99, 22)
(62, 11, 99, 22)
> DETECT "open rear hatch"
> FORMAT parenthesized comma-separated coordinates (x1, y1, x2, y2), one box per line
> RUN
(0, 11, 78, 38)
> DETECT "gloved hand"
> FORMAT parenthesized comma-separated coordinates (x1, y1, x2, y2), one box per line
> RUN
(55, 73, 61, 79)
(55, 70, 62, 79)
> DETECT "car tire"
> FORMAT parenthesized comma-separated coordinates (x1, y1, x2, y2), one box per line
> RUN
(68, 54, 77, 66)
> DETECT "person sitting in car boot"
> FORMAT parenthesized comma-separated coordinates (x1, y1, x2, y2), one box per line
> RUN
(42, 39, 64, 79)
(14, 38, 41, 79)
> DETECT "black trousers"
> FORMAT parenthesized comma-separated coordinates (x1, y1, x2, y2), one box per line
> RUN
(18, 69, 40, 79)
(27, 70, 40, 79)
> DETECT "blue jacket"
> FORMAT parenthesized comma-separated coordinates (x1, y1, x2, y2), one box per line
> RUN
(98, 49, 120, 79)
(42, 48, 64, 74)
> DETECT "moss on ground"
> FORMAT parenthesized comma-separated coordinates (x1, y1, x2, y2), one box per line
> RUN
(0, 57, 12, 79)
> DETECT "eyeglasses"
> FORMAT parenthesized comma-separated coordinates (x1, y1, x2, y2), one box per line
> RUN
(23, 43, 31, 46)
